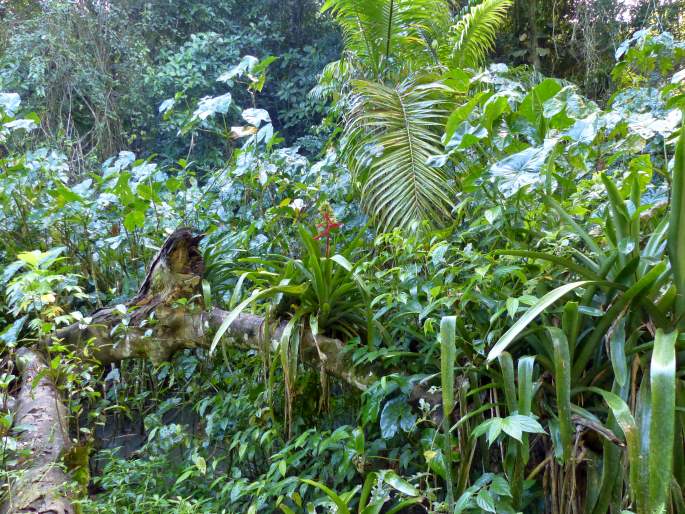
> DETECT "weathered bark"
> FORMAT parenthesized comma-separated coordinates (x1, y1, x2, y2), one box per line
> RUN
(54, 228, 376, 388)
(56, 307, 376, 390)
(1, 348, 73, 514)
(2, 228, 376, 512)
(55, 228, 207, 366)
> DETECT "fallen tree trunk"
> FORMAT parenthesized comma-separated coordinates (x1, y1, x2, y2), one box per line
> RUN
(1, 348, 73, 514)
(56, 307, 375, 390)
(206, 309, 377, 391)
(54, 229, 375, 388)
(2, 228, 375, 512)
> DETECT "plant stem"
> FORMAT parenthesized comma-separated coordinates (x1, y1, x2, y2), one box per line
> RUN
(443, 414, 454, 510)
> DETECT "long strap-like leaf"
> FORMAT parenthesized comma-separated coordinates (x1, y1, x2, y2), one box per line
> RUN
(648, 329, 677, 513)
(487, 281, 590, 362)
(668, 121, 685, 327)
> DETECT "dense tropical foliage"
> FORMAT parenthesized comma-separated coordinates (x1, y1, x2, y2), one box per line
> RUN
(0, 0, 684, 513)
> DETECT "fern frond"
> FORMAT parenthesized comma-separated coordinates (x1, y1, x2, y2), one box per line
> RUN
(343, 77, 455, 231)
(441, 0, 512, 69)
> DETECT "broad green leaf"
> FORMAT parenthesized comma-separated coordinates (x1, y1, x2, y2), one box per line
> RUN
(381, 470, 420, 497)
(517, 356, 536, 415)
(548, 327, 572, 463)
(445, 121, 488, 151)
(123, 209, 145, 232)
(380, 398, 416, 439)
(17, 249, 60, 269)
(505, 297, 518, 319)
(488, 281, 590, 362)
(230, 272, 249, 309)
(217, 55, 259, 82)
(592, 388, 641, 511)
(564, 113, 600, 144)
(668, 121, 685, 327)
(501, 416, 522, 441)
(472, 418, 496, 441)
(192, 455, 206, 474)
(454, 489, 475, 514)
(517, 355, 536, 464)
(498, 352, 517, 414)
(242, 108, 271, 127)
(1, 260, 24, 284)
(489, 139, 557, 197)
(191, 93, 233, 122)
(601, 173, 631, 264)
(359, 472, 378, 512)
(423, 448, 447, 480)
(201, 280, 212, 310)
(300, 479, 350, 514)
(476, 488, 496, 513)
(0, 316, 26, 347)
(509, 414, 545, 434)
(609, 318, 628, 387)
(0, 92, 21, 114)
(330, 254, 353, 272)
(648, 329, 677, 513)
(440, 316, 457, 512)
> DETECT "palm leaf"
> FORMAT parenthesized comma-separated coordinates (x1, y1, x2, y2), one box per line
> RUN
(322, 0, 385, 77)
(322, 0, 449, 77)
(441, 0, 512, 69)
(344, 77, 454, 231)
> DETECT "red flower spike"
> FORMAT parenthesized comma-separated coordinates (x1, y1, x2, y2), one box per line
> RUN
(313, 210, 343, 256)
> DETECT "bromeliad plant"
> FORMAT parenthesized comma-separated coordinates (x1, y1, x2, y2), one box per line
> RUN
(210, 223, 370, 434)
(469, 123, 685, 514)
(210, 223, 369, 348)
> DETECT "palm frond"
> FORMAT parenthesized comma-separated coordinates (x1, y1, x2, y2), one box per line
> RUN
(343, 77, 454, 231)
(322, 0, 450, 77)
(322, 0, 384, 76)
(310, 59, 353, 102)
(441, 0, 512, 69)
